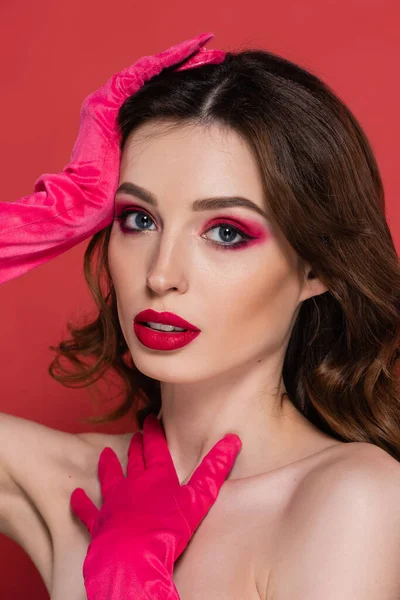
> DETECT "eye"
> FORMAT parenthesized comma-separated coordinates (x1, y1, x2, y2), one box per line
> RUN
(114, 209, 254, 249)
(203, 222, 252, 248)
(115, 209, 157, 233)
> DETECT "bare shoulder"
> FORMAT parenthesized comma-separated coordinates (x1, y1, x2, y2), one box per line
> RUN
(267, 442, 400, 600)
(0, 412, 135, 488)
(0, 413, 114, 486)
(0, 413, 117, 527)
(304, 440, 400, 490)
(297, 441, 400, 519)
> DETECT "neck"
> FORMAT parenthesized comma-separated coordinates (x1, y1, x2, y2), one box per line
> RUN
(155, 359, 311, 485)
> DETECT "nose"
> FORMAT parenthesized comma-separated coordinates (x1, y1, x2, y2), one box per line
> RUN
(146, 235, 188, 295)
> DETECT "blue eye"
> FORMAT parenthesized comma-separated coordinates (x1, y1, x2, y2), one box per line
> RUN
(114, 209, 253, 250)
(116, 210, 156, 232)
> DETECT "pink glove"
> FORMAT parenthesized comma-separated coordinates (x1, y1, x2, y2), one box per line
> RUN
(71, 413, 242, 599)
(0, 33, 226, 285)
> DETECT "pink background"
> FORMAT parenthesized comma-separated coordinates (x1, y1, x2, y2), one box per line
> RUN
(0, 0, 398, 596)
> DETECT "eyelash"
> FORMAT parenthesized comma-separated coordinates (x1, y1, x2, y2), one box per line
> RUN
(114, 209, 255, 250)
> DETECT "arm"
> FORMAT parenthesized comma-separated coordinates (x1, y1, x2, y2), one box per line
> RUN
(267, 445, 400, 600)
(0, 439, 23, 538)
(0, 413, 143, 593)
(0, 413, 56, 585)
(0, 33, 224, 285)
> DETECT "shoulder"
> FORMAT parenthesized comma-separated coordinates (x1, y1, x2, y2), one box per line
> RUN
(0, 413, 126, 526)
(303, 441, 400, 497)
(286, 441, 400, 511)
(0, 412, 86, 486)
(0, 412, 134, 531)
(0, 411, 135, 483)
(0, 413, 118, 487)
(267, 442, 400, 600)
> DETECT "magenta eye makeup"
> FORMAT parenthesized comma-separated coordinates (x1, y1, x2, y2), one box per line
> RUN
(201, 217, 270, 251)
(114, 207, 271, 251)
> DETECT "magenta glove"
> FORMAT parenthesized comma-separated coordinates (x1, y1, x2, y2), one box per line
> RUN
(0, 33, 226, 285)
(71, 413, 242, 599)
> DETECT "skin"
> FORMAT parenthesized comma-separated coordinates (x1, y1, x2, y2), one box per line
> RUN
(109, 119, 332, 484)
(1, 118, 399, 599)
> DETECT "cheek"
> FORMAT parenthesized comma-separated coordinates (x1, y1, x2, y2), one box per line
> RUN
(107, 228, 122, 279)
(212, 248, 302, 342)
(108, 234, 140, 316)
(108, 226, 144, 286)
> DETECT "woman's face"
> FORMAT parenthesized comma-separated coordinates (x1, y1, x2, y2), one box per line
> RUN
(108, 120, 326, 383)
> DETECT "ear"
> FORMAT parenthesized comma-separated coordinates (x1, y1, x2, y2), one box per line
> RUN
(299, 264, 329, 302)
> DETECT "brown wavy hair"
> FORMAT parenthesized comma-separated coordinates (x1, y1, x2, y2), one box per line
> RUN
(49, 48, 400, 458)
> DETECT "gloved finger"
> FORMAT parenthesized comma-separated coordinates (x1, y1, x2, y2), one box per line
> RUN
(182, 434, 242, 527)
(142, 414, 180, 484)
(175, 47, 226, 72)
(70, 487, 99, 536)
(127, 431, 145, 479)
(110, 32, 217, 100)
(98, 447, 124, 496)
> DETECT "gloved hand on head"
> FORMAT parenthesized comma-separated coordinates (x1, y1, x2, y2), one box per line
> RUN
(0, 33, 226, 285)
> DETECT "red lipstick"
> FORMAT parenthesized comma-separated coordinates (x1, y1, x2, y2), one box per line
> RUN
(134, 309, 199, 330)
(133, 309, 201, 351)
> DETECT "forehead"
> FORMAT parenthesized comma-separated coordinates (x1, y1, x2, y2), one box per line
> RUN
(119, 121, 264, 200)
(117, 120, 302, 274)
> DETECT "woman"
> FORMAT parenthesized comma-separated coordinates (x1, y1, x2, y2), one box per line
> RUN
(1, 32, 400, 599)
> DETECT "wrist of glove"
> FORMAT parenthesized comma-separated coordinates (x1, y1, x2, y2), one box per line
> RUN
(83, 531, 181, 600)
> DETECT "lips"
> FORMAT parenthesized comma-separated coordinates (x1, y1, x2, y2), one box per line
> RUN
(133, 309, 200, 332)
(133, 323, 201, 351)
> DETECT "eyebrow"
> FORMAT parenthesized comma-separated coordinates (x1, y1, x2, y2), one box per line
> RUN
(115, 182, 269, 220)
